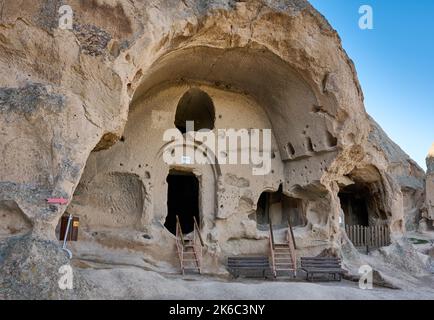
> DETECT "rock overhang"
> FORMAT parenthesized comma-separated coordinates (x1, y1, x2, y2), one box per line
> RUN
(0, 0, 430, 298)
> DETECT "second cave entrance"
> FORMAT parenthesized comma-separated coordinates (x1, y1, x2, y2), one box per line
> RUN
(164, 170, 200, 235)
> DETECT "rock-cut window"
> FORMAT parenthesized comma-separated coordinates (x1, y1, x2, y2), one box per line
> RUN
(174, 88, 215, 134)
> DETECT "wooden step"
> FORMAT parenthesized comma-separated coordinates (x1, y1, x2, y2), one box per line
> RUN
(275, 259, 292, 262)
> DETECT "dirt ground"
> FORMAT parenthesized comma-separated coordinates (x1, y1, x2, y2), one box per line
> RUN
(79, 265, 434, 300)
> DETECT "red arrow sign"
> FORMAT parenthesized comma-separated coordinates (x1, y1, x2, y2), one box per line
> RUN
(46, 198, 69, 205)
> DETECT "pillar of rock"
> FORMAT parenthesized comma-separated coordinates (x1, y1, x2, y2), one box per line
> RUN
(426, 143, 434, 221)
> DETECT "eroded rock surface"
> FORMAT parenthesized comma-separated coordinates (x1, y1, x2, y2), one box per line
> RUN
(424, 144, 434, 223)
(0, 0, 429, 299)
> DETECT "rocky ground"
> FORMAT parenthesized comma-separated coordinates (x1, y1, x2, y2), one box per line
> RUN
(1, 231, 434, 300)
(2, 242, 434, 300)
(0, 0, 431, 300)
(65, 266, 434, 300)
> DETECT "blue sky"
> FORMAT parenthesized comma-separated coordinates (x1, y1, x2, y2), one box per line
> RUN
(309, 0, 434, 170)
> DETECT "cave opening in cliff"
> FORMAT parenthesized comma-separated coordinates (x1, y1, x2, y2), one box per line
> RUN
(339, 180, 391, 250)
(338, 181, 388, 227)
(255, 185, 305, 231)
(338, 184, 370, 227)
(174, 88, 215, 134)
(164, 170, 200, 235)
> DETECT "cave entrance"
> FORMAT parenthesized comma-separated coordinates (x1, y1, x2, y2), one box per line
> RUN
(338, 183, 383, 227)
(339, 181, 391, 251)
(254, 186, 305, 231)
(338, 184, 370, 227)
(174, 88, 215, 134)
(164, 170, 200, 235)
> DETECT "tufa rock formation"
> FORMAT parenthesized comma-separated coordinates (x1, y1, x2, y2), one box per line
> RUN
(424, 144, 434, 224)
(0, 0, 428, 298)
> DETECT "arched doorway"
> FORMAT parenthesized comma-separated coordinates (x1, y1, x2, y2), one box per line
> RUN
(174, 88, 215, 133)
(164, 170, 200, 235)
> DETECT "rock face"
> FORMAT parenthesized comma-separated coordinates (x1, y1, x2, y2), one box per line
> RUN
(425, 144, 434, 222)
(0, 0, 427, 298)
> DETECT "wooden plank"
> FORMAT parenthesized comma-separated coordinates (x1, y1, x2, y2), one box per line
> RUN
(357, 225, 361, 246)
(378, 226, 383, 247)
(378, 225, 381, 247)
(229, 266, 271, 270)
(380, 225, 384, 247)
(301, 265, 341, 269)
(358, 226, 361, 246)
(302, 262, 340, 264)
(362, 226, 366, 247)
(302, 268, 345, 272)
(228, 258, 269, 261)
(384, 226, 387, 246)
(228, 263, 270, 266)
(228, 265, 270, 267)
(287, 216, 297, 250)
(352, 225, 355, 244)
(301, 262, 341, 264)
(301, 261, 340, 264)
(301, 257, 341, 261)
(301, 258, 340, 260)
(384, 226, 388, 246)
(228, 260, 268, 264)
(300, 260, 341, 263)
(301, 260, 341, 264)
(354, 226, 357, 246)
(228, 265, 270, 268)
(357, 226, 362, 246)
(373, 225, 376, 247)
(377, 225, 380, 247)
(386, 226, 390, 245)
(228, 261, 269, 265)
(228, 257, 269, 260)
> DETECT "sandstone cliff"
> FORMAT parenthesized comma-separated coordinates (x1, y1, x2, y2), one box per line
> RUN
(0, 0, 428, 298)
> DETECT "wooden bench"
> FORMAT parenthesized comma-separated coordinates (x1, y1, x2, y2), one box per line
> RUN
(227, 256, 271, 279)
(301, 257, 346, 282)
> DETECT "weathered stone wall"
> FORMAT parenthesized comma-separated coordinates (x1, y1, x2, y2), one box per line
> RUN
(0, 0, 427, 297)
(425, 144, 434, 222)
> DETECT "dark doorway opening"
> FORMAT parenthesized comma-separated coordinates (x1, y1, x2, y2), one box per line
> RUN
(339, 182, 391, 252)
(165, 170, 200, 235)
(338, 184, 370, 226)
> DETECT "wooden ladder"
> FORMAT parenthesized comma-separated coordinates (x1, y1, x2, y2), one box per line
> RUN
(176, 215, 204, 275)
(269, 219, 297, 278)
